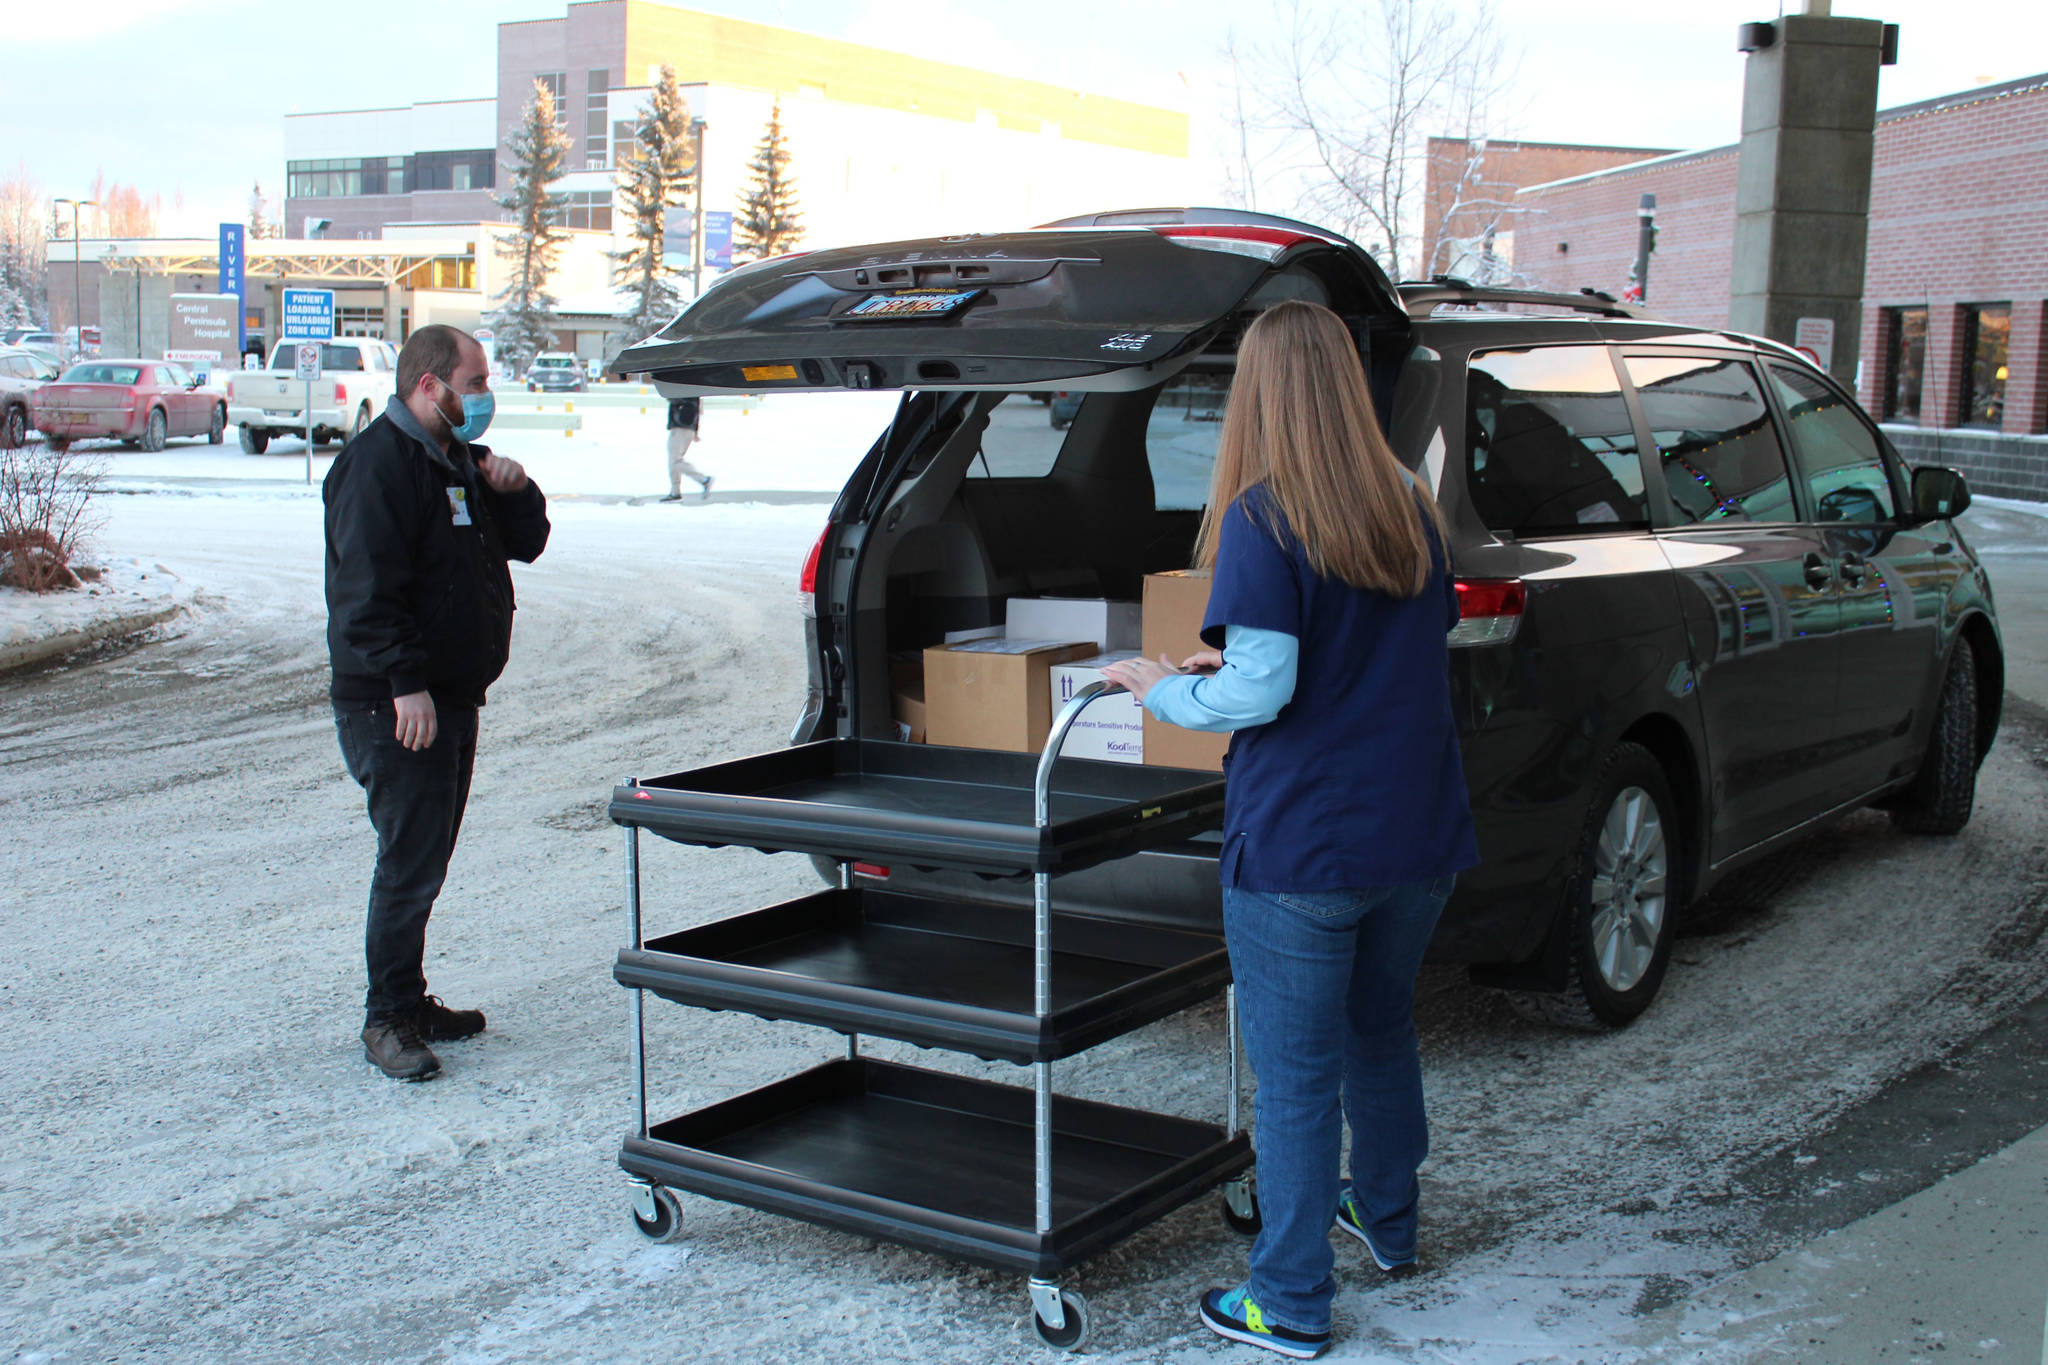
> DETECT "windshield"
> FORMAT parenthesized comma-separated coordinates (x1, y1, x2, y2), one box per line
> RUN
(532, 356, 575, 369)
(272, 345, 366, 372)
(61, 364, 143, 384)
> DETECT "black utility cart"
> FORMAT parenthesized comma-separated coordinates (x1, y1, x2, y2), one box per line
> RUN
(608, 683, 1259, 1350)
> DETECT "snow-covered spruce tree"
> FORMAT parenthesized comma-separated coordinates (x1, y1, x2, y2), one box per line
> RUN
(486, 79, 569, 373)
(608, 65, 695, 348)
(732, 103, 804, 263)
(248, 181, 281, 240)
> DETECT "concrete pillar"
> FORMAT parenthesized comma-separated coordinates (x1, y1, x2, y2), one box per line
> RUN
(1729, 14, 1893, 388)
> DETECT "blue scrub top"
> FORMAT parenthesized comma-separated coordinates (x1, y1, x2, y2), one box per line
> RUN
(1201, 485, 1479, 891)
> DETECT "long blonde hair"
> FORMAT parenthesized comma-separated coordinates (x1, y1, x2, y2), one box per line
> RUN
(1193, 299, 1446, 596)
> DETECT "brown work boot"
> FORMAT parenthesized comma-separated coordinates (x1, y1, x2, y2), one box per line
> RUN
(363, 1013, 441, 1081)
(415, 995, 486, 1042)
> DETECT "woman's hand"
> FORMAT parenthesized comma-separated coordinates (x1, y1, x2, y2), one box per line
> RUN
(1179, 649, 1224, 674)
(1100, 653, 1184, 704)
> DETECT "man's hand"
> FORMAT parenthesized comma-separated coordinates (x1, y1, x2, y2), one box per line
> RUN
(1100, 653, 1185, 705)
(478, 452, 528, 494)
(1179, 649, 1225, 674)
(393, 690, 438, 751)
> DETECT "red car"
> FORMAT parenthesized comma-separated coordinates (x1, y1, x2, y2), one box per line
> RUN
(32, 358, 227, 452)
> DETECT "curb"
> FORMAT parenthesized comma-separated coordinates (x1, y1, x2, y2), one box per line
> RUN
(0, 602, 188, 678)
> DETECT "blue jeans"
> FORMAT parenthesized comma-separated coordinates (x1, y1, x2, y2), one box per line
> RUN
(1223, 877, 1453, 1332)
(334, 699, 479, 1025)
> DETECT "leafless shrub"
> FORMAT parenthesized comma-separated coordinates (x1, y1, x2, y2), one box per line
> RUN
(0, 442, 105, 592)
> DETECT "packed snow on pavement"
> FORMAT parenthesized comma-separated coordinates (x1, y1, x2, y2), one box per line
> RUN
(4, 396, 2048, 1363)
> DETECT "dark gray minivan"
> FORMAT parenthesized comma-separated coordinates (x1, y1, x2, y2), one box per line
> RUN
(615, 207, 2001, 1027)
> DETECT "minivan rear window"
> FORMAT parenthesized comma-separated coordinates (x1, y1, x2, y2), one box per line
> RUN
(1465, 346, 1648, 537)
(965, 393, 1068, 478)
(1148, 371, 1231, 510)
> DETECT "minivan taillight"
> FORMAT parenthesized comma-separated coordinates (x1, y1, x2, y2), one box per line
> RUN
(799, 524, 829, 617)
(1450, 578, 1525, 647)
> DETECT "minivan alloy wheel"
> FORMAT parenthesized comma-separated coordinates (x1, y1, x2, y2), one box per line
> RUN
(1590, 787, 1668, 993)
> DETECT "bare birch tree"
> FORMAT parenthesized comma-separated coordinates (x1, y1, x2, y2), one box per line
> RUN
(1229, 0, 1519, 280)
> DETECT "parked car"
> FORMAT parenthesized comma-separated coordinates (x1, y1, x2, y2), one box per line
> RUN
(9, 331, 65, 364)
(226, 337, 397, 453)
(526, 352, 588, 393)
(612, 207, 2001, 1029)
(31, 358, 227, 451)
(0, 345, 60, 448)
(1048, 390, 1082, 429)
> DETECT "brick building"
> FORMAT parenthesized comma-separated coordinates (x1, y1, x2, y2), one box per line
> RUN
(1421, 138, 1675, 279)
(1506, 73, 2048, 498)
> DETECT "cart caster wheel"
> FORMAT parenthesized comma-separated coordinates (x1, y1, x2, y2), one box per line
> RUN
(1030, 1289, 1090, 1352)
(631, 1184, 685, 1242)
(1221, 1177, 1262, 1236)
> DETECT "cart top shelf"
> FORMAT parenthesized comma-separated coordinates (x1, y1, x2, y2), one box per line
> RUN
(612, 739, 1224, 875)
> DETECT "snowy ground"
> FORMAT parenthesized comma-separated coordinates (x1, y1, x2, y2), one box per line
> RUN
(3, 407, 2047, 1362)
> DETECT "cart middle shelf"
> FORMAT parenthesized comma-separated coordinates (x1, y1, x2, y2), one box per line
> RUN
(616, 885, 1231, 1063)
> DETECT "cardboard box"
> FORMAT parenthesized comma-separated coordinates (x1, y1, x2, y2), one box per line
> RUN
(924, 638, 1097, 753)
(892, 682, 927, 744)
(1141, 570, 1230, 772)
(1005, 597, 1142, 653)
(1048, 652, 1143, 764)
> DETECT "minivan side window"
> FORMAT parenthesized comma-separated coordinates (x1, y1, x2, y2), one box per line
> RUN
(1766, 364, 1897, 524)
(1147, 370, 1231, 511)
(1465, 345, 1648, 537)
(964, 393, 1067, 478)
(1626, 355, 1796, 525)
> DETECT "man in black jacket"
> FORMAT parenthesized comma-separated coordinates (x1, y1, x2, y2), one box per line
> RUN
(325, 324, 550, 1081)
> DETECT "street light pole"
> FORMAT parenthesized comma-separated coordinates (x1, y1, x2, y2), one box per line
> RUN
(51, 198, 98, 361)
(689, 118, 707, 300)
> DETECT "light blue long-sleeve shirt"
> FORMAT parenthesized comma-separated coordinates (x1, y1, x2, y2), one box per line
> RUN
(1142, 624, 1299, 733)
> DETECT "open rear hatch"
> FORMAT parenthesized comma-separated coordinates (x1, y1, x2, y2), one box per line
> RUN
(612, 212, 1406, 395)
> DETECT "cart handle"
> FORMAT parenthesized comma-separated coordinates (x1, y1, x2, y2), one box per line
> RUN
(1035, 681, 1125, 830)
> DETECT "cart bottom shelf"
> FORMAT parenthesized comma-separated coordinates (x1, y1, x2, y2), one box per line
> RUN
(620, 1058, 1252, 1277)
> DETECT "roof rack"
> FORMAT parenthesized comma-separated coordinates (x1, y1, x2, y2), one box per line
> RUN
(1396, 279, 1654, 320)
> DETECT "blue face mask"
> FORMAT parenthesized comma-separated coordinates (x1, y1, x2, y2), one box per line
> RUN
(436, 380, 495, 443)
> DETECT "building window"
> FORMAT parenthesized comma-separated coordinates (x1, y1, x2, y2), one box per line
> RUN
(537, 72, 568, 130)
(586, 69, 610, 167)
(558, 190, 613, 231)
(613, 118, 642, 167)
(1882, 305, 1926, 422)
(1959, 303, 2010, 429)
(406, 149, 496, 194)
(337, 306, 387, 339)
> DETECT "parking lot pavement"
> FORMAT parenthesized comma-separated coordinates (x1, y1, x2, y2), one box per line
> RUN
(1623, 1111, 2048, 1361)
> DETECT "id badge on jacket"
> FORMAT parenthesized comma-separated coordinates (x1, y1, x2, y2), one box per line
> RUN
(446, 486, 473, 526)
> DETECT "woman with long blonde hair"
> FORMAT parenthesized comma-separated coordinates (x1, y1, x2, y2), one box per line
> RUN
(1105, 299, 1477, 1359)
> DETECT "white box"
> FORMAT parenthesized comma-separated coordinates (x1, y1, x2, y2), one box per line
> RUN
(1005, 597, 1142, 653)
(1049, 652, 1144, 764)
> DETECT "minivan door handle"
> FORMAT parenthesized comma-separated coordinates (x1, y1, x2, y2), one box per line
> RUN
(1838, 552, 1868, 586)
(1803, 553, 1834, 590)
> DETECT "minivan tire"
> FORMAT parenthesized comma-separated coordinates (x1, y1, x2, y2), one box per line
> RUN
(1890, 637, 1978, 836)
(1508, 742, 1684, 1030)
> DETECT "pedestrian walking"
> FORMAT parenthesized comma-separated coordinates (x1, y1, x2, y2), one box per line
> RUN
(324, 324, 552, 1082)
(661, 395, 712, 501)
(1103, 300, 1478, 1358)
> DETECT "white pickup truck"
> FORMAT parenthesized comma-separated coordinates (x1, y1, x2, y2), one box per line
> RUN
(227, 337, 399, 453)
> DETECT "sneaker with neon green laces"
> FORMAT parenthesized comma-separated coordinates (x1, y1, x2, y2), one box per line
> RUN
(1197, 1284, 1329, 1359)
(1333, 1184, 1417, 1275)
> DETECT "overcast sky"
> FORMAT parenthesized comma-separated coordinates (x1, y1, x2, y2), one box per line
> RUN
(10, 0, 2043, 236)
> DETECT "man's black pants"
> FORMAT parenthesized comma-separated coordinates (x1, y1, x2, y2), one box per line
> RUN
(334, 699, 480, 1025)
